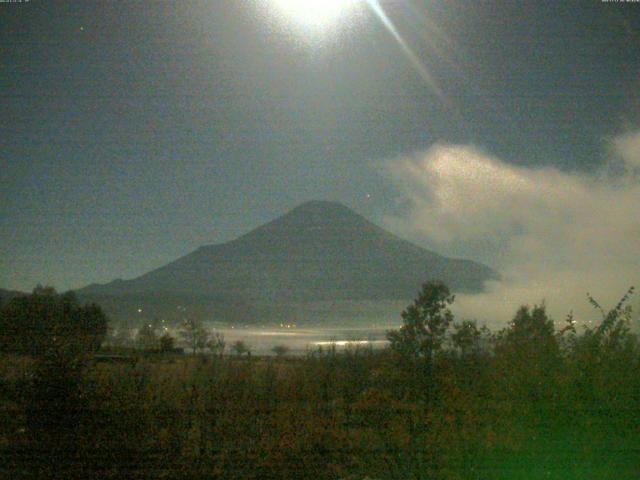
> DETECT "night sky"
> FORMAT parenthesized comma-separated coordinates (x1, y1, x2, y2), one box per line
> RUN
(2, 0, 639, 293)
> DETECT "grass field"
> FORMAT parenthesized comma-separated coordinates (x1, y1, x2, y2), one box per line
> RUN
(1, 338, 638, 480)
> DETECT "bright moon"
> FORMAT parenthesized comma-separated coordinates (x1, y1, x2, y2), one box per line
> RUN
(273, 0, 356, 28)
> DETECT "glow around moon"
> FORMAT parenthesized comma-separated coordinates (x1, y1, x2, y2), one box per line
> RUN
(272, 0, 357, 29)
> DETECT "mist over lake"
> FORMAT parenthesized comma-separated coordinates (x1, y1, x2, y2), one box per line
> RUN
(208, 324, 393, 355)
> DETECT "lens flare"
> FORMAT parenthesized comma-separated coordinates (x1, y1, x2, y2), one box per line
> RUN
(272, 0, 356, 28)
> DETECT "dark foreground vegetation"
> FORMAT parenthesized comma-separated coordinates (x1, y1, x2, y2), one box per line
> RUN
(0, 284, 639, 479)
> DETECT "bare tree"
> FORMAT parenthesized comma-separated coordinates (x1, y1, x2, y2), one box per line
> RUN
(179, 318, 209, 354)
(207, 331, 226, 356)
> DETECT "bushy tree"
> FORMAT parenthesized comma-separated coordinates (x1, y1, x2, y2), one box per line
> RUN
(136, 323, 159, 350)
(451, 319, 489, 357)
(232, 340, 250, 357)
(493, 303, 562, 407)
(159, 332, 175, 352)
(584, 286, 635, 353)
(497, 303, 558, 358)
(272, 344, 290, 357)
(0, 286, 108, 467)
(387, 281, 455, 361)
(0, 286, 108, 355)
(571, 287, 637, 406)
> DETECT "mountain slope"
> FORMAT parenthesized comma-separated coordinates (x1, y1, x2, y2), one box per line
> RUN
(78, 201, 498, 303)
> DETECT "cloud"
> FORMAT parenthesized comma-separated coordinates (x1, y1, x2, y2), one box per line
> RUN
(611, 129, 640, 172)
(384, 135, 640, 327)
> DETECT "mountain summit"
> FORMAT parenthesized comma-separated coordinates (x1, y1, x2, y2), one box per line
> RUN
(79, 201, 498, 305)
(78, 201, 497, 320)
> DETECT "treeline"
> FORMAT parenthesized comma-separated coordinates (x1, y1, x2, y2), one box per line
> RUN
(0, 286, 108, 356)
(0, 283, 638, 479)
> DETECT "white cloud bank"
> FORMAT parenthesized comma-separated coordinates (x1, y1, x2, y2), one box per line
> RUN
(385, 131, 640, 327)
(612, 130, 640, 171)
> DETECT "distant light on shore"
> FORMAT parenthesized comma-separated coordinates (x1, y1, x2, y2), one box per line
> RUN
(314, 340, 387, 347)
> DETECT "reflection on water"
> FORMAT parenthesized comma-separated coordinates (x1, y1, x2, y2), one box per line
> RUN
(210, 325, 395, 355)
(314, 340, 387, 347)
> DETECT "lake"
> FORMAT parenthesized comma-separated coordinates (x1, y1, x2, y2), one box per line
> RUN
(204, 324, 395, 355)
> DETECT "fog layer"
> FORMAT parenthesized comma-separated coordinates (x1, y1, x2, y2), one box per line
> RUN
(384, 130, 640, 326)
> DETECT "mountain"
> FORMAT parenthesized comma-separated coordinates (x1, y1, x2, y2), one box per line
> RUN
(77, 201, 498, 323)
